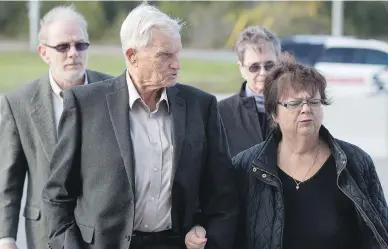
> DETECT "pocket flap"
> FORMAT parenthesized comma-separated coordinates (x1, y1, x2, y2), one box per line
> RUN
(23, 206, 40, 220)
(78, 223, 94, 243)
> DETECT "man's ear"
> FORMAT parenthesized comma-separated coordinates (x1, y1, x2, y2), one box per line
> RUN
(237, 60, 243, 69)
(125, 48, 137, 66)
(37, 44, 49, 64)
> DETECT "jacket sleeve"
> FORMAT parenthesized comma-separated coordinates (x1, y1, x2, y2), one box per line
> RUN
(365, 155, 388, 231)
(0, 95, 27, 239)
(200, 95, 239, 249)
(41, 89, 82, 249)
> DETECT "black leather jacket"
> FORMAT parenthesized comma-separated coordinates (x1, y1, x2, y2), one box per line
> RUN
(232, 126, 388, 249)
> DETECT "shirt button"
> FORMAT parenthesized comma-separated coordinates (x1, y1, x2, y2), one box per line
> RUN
(153, 167, 158, 172)
(150, 139, 156, 144)
(144, 224, 149, 228)
(262, 174, 267, 178)
(151, 197, 155, 201)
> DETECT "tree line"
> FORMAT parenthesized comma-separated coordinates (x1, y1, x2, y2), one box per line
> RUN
(0, 1, 387, 49)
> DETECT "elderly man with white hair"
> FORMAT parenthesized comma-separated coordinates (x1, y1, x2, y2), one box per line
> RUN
(0, 5, 112, 249)
(41, 2, 238, 249)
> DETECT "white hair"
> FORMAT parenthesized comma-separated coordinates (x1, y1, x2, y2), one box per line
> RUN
(120, 2, 184, 55)
(38, 5, 88, 43)
(235, 26, 281, 62)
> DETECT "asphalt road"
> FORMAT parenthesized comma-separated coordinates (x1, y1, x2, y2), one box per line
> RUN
(12, 92, 388, 249)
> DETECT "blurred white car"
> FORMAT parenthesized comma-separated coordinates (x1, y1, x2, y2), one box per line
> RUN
(372, 66, 388, 92)
(281, 35, 388, 95)
(313, 37, 388, 94)
(281, 35, 344, 66)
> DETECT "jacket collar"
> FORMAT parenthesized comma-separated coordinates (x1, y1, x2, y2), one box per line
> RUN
(252, 125, 347, 177)
(238, 81, 257, 110)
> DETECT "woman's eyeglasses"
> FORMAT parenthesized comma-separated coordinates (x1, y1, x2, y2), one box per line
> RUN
(44, 42, 90, 53)
(243, 61, 275, 73)
(278, 99, 322, 109)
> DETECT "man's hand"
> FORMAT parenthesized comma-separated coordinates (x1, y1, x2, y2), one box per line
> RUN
(0, 243, 18, 249)
(185, 225, 207, 249)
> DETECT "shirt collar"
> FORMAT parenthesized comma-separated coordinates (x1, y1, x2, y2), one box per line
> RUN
(49, 70, 88, 99)
(126, 70, 170, 113)
(245, 82, 264, 98)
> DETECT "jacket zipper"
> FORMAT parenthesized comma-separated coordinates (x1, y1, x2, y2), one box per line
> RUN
(253, 167, 284, 249)
(337, 171, 387, 248)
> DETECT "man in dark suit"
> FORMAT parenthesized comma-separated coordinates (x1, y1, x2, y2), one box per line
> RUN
(0, 5, 112, 249)
(41, 3, 238, 249)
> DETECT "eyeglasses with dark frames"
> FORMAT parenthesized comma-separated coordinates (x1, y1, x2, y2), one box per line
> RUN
(44, 42, 90, 53)
(278, 98, 322, 109)
(243, 61, 275, 73)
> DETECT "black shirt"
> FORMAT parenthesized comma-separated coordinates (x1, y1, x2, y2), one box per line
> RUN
(278, 155, 367, 249)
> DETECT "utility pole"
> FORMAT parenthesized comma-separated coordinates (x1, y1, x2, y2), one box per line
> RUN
(28, 0, 40, 52)
(331, 0, 344, 36)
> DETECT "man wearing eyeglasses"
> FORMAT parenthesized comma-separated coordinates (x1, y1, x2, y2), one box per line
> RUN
(0, 5, 112, 249)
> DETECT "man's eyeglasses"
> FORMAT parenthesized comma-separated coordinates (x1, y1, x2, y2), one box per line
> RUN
(243, 61, 275, 73)
(44, 42, 90, 53)
(278, 99, 322, 109)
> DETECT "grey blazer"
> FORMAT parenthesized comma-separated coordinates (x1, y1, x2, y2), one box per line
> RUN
(41, 72, 239, 249)
(0, 70, 112, 249)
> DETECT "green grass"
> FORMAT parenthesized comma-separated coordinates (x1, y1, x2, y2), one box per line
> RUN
(0, 51, 242, 94)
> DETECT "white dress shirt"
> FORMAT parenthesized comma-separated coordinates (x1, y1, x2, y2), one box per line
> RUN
(49, 71, 88, 131)
(126, 71, 174, 232)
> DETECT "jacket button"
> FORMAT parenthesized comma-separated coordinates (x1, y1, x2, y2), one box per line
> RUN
(252, 167, 257, 172)
(262, 174, 267, 178)
(125, 235, 131, 241)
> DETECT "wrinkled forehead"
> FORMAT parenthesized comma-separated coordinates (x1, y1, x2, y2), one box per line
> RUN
(46, 20, 87, 45)
(149, 29, 182, 53)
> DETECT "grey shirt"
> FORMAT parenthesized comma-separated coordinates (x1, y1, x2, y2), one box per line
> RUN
(126, 72, 173, 232)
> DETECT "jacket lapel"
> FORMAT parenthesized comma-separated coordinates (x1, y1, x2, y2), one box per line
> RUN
(86, 69, 104, 83)
(167, 86, 186, 178)
(30, 74, 57, 161)
(238, 100, 263, 141)
(236, 82, 263, 141)
(166, 86, 186, 233)
(106, 73, 135, 195)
